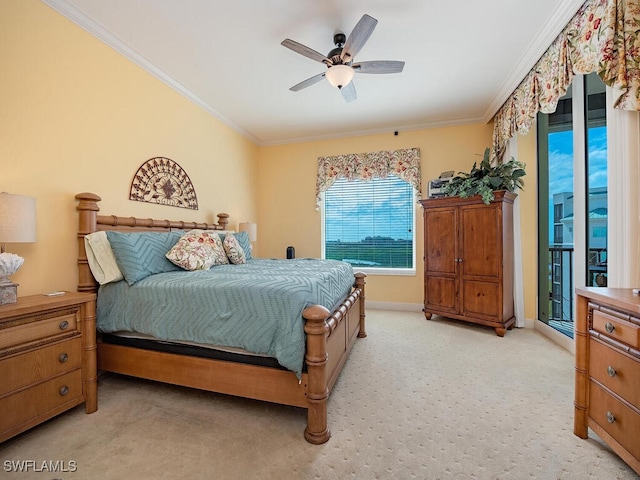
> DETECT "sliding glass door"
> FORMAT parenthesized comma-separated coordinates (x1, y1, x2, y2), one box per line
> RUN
(537, 73, 608, 338)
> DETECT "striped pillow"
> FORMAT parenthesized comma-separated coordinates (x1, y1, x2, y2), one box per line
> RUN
(106, 231, 182, 285)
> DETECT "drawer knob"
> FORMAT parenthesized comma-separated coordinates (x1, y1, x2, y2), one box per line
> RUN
(59, 353, 69, 363)
(606, 411, 615, 424)
(59, 386, 69, 396)
(607, 365, 616, 377)
(604, 322, 615, 333)
(59, 320, 69, 330)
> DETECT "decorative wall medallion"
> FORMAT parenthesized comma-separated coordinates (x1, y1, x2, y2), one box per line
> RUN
(129, 157, 198, 210)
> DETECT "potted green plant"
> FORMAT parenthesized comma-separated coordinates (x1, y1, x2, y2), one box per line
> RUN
(443, 148, 526, 204)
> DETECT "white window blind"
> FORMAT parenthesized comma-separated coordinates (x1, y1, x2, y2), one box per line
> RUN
(323, 175, 414, 271)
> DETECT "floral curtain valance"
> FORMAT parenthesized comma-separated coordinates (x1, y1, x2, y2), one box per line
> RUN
(493, 0, 640, 155)
(316, 147, 421, 208)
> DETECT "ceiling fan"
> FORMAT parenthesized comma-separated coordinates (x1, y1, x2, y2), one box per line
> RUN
(281, 14, 405, 103)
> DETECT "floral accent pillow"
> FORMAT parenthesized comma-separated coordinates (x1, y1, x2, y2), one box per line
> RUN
(166, 230, 229, 271)
(223, 233, 246, 264)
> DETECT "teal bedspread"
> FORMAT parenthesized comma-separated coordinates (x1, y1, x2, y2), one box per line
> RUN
(96, 258, 354, 376)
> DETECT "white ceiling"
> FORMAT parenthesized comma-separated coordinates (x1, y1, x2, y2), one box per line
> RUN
(44, 0, 585, 146)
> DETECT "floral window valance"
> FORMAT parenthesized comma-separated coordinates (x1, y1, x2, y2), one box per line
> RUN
(492, 0, 640, 155)
(316, 147, 421, 208)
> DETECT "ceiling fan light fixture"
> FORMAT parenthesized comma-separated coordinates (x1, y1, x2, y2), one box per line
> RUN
(325, 64, 354, 89)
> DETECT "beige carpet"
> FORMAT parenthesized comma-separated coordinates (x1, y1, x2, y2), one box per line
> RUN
(1, 310, 638, 479)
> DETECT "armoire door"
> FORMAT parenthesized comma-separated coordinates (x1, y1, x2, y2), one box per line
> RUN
(459, 203, 503, 320)
(423, 207, 459, 314)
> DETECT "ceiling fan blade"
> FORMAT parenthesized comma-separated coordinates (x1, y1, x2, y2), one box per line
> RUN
(281, 39, 331, 65)
(340, 14, 378, 63)
(353, 60, 405, 74)
(340, 81, 357, 103)
(290, 72, 326, 92)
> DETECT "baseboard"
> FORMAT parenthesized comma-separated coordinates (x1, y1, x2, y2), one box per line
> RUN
(367, 303, 540, 331)
(534, 320, 575, 354)
(367, 302, 574, 353)
(367, 301, 424, 312)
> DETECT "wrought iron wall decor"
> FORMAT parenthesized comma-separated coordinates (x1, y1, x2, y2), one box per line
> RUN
(129, 157, 198, 210)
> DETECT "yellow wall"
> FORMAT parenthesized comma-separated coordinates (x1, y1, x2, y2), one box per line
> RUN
(257, 124, 500, 304)
(1, 0, 259, 296)
(516, 129, 539, 320)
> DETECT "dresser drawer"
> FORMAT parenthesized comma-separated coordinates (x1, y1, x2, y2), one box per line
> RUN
(0, 369, 83, 434)
(592, 309, 640, 348)
(0, 311, 78, 350)
(0, 337, 82, 397)
(589, 339, 640, 407)
(589, 381, 640, 461)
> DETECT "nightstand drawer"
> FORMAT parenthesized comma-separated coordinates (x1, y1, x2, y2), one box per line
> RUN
(0, 369, 83, 435)
(0, 311, 78, 350)
(0, 337, 82, 396)
(589, 381, 640, 461)
(589, 339, 640, 407)
(592, 309, 640, 348)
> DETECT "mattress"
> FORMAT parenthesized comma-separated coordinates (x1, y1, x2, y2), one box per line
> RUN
(101, 331, 286, 370)
(96, 258, 354, 376)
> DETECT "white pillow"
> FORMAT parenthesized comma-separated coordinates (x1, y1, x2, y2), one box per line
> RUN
(84, 231, 124, 284)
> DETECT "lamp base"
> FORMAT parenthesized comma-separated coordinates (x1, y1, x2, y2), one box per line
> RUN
(0, 278, 18, 305)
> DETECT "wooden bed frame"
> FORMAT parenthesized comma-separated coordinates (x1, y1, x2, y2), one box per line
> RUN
(75, 192, 366, 444)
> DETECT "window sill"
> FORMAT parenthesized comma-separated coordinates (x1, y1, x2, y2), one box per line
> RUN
(349, 267, 416, 276)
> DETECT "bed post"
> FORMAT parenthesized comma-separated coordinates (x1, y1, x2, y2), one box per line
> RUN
(216, 213, 230, 230)
(355, 272, 367, 338)
(302, 304, 331, 444)
(75, 192, 101, 293)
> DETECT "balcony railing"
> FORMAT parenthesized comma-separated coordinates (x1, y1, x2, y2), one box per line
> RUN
(545, 246, 607, 339)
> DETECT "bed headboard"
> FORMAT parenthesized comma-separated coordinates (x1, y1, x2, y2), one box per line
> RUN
(75, 192, 230, 293)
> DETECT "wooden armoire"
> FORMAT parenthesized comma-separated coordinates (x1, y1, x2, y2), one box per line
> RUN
(419, 191, 516, 336)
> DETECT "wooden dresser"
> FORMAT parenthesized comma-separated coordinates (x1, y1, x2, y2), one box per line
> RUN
(419, 191, 516, 336)
(574, 287, 640, 475)
(0, 292, 97, 443)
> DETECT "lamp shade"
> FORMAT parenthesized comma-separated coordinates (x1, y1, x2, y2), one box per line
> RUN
(238, 222, 257, 242)
(0, 193, 36, 244)
(325, 64, 354, 88)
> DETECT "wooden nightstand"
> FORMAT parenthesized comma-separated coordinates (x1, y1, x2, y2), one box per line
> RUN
(0, 292, 97, 443)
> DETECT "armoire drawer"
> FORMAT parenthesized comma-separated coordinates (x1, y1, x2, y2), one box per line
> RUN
(0, 336, 83, 396)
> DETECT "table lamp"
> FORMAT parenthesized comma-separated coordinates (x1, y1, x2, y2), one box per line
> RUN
(238, 222, 257, 252)
(0, 193, 37, 304)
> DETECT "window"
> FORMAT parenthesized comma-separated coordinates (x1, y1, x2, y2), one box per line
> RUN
(537, 73, 608, 338)
(554, 204, 563, 223)
(592, 226, 606, 237)
(554, 225, 564, 244)
(322, 175, 415, 274)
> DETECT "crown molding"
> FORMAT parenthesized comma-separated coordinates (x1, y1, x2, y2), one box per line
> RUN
(261, 115, 487, 147)
(483, 0, 586, 123)
(41, 0, 260, 145)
